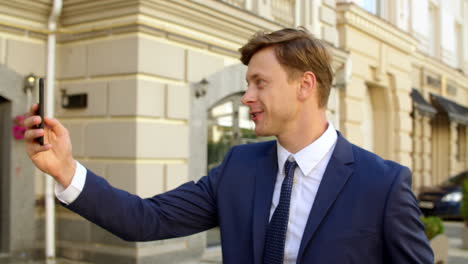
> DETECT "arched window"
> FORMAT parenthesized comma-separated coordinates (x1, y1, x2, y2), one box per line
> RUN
(207, 92, 271, 171)
(206, 92, 272, 247)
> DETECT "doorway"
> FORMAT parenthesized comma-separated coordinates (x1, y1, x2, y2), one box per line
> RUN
(0, 96, 11, 254)
(431, 114, 450, 184)
(364, 83, 393, 160)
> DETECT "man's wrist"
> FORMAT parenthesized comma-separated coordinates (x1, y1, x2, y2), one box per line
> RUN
(55, 161, 86, 205)
(56, 159, 76, 188)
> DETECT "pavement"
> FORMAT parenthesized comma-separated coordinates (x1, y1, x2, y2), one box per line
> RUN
(200, 246, 222, 264)
(0, 257, 92, 264)
(445, 221, 468, 264)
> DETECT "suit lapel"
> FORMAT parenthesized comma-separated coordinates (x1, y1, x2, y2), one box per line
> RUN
(297, 134, 355, 261)
(252, 143, 278, 264)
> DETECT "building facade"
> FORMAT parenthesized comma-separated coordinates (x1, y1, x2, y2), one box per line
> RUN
(0, 0, 466, 263)
(337, 0, 468, 191)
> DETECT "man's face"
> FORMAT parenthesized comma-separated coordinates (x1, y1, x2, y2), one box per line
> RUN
(242, 47, 301, 137)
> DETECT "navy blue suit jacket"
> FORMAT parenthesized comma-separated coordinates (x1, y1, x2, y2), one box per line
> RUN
(66, 134, 434, 263)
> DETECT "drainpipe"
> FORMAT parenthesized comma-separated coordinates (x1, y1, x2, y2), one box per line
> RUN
(45, 0, 62, 260)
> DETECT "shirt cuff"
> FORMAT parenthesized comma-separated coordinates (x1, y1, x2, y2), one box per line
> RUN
(55, 161, 87, 205)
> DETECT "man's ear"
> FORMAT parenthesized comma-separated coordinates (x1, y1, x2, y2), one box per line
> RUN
(297, 71, 316, 101)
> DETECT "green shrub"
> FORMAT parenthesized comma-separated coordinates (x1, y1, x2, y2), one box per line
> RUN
(461, 180, 468, 225)
(421, 216, 444, 240)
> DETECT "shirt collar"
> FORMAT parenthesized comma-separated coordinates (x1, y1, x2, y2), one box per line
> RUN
(277, 122, 338, 176)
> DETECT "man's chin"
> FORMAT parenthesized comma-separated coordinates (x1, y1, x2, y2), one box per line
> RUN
(254, 128, 273, 137)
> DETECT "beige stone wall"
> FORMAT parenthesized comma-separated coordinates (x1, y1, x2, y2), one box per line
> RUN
(410, 54, 468, 184)
(338, 3, 468, 190)
(4, 0, 467, 261)
(321, 0, 338, 45)
(36, 0, 344, 261)
(54, 32, 231, 196)
(51, 30, 232, 260)
(0, 0, 346, 261)
(337, 4, 415, 167)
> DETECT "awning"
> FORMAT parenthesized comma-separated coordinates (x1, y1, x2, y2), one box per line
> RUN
(430, 93, 468, 125)
(410, 89, 437, 117)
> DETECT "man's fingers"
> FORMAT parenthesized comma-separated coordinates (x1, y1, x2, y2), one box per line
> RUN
(24, 128, 44, 142)
(27, 143, 52, 156)
(44, 117, 68, 137)
(24, 115, 41, 129)
(29, 104, 39, 116)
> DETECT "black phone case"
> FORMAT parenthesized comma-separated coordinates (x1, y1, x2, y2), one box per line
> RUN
(36, 78, 44, 145)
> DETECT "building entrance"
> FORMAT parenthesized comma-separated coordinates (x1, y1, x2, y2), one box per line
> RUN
(0, 96, 11, 254)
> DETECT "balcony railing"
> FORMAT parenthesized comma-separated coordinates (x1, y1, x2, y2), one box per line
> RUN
(271, 0, 295, 26)
(219, 0, 295, 27)
(223, 0, 246, 9)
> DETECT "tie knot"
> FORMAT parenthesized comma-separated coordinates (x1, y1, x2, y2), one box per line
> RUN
(284, 157, 297, 176)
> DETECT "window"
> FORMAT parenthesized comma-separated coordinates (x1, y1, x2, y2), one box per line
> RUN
(206, 92, 273, 247)
(428, 4, 440, 57)
(207, 94, 259, 172)
(360, 0, 398, 24)
(454, 24, 463, 68)
(362, 0, 378, 14)
(399, 0, 411, 31)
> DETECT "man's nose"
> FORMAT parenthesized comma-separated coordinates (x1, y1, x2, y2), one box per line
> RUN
(241, 87, 256, 105)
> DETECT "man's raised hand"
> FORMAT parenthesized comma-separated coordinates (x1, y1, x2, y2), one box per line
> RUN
(24, 104, 76, 187)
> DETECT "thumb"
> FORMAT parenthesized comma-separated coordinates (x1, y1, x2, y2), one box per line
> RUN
(44, 117, 68, 137)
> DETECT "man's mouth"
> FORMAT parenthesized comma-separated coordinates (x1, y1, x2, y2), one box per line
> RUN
(250, 111, 264, 121)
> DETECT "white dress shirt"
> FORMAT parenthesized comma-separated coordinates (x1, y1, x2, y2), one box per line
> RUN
(56, 123, 338, 264)
(271, 122, 337, 264)
(55, 160, 86, 204)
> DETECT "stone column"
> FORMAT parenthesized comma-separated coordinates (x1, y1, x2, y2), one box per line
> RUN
(421, 116, 433, 187)
(412, 112, 423, 192)
(465, 126, 468, 169)
(449, 121, 459, 175)
(393, 78, 413, 169)
(339, 76, 366, 147)
(295, 0, 322, 36)
(320, 0, 338, 45)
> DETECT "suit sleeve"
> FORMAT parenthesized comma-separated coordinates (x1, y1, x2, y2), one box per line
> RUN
(383, 166, 434, 263)
(64, 148, 235, 242)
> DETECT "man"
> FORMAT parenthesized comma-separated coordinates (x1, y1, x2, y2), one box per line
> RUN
(25, 28, 433, 263)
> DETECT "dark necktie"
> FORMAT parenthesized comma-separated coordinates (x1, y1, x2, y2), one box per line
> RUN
(263, 157, 298, 264)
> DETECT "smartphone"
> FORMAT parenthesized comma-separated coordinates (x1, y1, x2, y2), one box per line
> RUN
(35, 78, 45, 145)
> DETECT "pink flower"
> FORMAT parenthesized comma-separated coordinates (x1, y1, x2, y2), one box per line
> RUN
(13, 125, 26, 140)
(12, 114, 27, 140)
(16, 115, 24, 124)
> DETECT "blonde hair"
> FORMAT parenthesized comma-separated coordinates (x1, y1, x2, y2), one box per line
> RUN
(239, 28, 333, 108)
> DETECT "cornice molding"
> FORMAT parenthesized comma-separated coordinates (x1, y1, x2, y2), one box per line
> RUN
(60, 0, 282, 45)
(0, 0, 349, 66)
(140, 0, 274, 47)
(52, 0, 288, 54)
(0, 0, 51, 25)
(412, 51, 468, 91)
(0, 0, 51, 35)
(330, 45, 349, 67)
(336, 3, 417, 54)
(60, 0, 139, 26)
